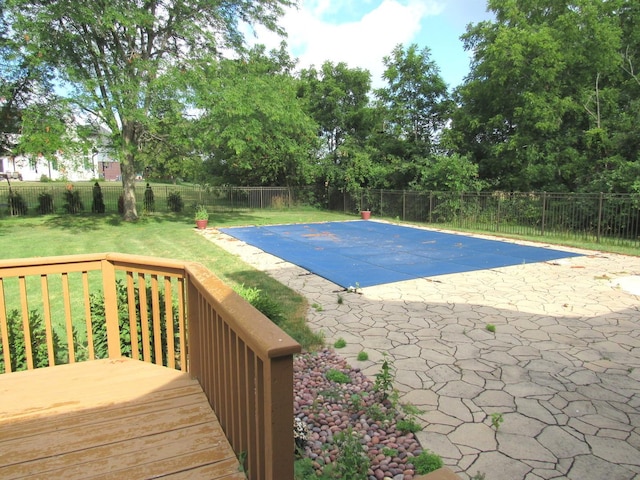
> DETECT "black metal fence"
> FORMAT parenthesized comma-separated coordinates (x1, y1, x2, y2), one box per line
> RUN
(0, 184, 307, 216)
(327, 189, 640, 248)
(2, 183, 639, 248)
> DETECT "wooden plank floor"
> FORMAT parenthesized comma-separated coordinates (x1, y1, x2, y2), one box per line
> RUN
(0, 358, 246, 479)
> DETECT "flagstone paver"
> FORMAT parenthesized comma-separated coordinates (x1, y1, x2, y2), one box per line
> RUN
(202, 223, 640, 480)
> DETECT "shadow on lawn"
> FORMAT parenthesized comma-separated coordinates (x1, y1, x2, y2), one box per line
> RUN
(43, 213, 193, 231)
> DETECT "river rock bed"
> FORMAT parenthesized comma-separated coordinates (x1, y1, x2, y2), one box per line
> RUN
(293, 349, 426, 480)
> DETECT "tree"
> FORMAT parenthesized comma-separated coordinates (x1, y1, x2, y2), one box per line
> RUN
(375, 44, 450, 159)
(449, 0, 634, 192)
(191, 45, 319, 186)
(299, 61, 373, 161)
(4, 0, 294, 219)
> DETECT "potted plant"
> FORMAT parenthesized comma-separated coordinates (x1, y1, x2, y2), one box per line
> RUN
(360, 209, 371, 220)
(195, 205, 209, 229)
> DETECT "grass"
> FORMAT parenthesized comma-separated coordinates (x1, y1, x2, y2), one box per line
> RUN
(0, 208, 352, 350)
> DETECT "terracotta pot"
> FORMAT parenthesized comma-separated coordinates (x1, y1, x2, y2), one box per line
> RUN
(360, 210, 371, 220)
(195, 219, 208, 229)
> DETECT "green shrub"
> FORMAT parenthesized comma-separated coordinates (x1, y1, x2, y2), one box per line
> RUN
(413, 450, 444, 475)
(328, 428, 369, 480)
(37, 192, 54, 214)
(167, 191, 183, 212)
(333, 337, 347, 348)
(234, 284, 285, 325)
(63, 187, 84, 213)
(89, 280, 180, 366)
(0, 309, 64, 373)
(91, 182, 105, 213)
(325, 368, 350, 384)
(7, 190, 27, 215)
(143, 183, 155, 213)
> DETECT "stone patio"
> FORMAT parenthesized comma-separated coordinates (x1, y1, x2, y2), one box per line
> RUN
(202, 222, 640, 480)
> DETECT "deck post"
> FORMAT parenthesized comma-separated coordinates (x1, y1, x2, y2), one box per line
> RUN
(101, 259, 122, 358)
(264, 355, 295, 480)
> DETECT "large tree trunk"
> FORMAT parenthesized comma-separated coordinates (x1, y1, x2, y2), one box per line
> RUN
(121, 122, 139, 221)
(120, 157, 138, 221)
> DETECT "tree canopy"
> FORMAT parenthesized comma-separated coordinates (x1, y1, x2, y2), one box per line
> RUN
(2, 0, 639, 201)
(4, 0, 294, 219)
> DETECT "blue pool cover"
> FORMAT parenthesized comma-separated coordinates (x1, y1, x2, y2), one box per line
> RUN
(220, 221, 582, 288)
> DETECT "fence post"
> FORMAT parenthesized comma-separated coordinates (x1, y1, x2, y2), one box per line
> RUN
(541, 192, 547, 237)
(402, 190, 406, 221)
(597, 192, 604, 243)
(496, 195, 501, 232)
(380, 189, 383, 216)
(429, 192, 433, 223)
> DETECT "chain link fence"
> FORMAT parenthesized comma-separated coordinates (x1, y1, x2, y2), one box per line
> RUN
(2, 183, 639, 248)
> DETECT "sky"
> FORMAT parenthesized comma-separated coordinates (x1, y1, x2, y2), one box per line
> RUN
(249, 0, 494, 90)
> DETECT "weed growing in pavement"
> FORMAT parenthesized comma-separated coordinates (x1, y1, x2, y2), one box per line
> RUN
(312, 303, 323, 312)
(333, 337, 347, 348)
(470, 472, 486, 480)
(490, 412, 504, 431)
(337, 294, 344, 304)
(356, 351, 369, 361)
(486, 323, 496, 333)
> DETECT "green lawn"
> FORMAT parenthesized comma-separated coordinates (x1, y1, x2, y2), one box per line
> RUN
(0, 208, 354, 350)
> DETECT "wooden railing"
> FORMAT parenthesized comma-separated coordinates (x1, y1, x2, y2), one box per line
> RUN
(0, 253, 301, 480)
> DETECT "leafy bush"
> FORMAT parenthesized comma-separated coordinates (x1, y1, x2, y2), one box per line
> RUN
(89, 280, 180, 366)
(37, 192, 54, 214)
(7, 190, 28, 215)
(0, 309, 64, 373)
(325, 368, 350, 384)
(63, 187, 84, 213)
(327, 428, 369, 480)
(234, 283, 285, 325)
(167, 191, 183, 212)
(412, 450, 443, 475)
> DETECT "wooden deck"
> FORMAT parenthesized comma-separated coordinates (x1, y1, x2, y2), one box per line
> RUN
(0, 358, 246, 479)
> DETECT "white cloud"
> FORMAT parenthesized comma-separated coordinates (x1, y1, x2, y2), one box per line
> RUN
(250, 0, 444, 87)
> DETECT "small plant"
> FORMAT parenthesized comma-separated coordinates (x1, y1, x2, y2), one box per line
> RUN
(373, 353, 395, 400)
(194, 204, 209, 220)
(337, 294, 344, 304)
(486, 323, 496, 333)
(294, 417, 309, 453)
(412, 450, 444, 475)
(325, 368, 350, 384)
(346, 282, 361, 294)
(382, 447, 399, 457)
(333, 337, 347, 348)
(490, 412, 504, 431)
(397, 418, 422, 434)
(356, 351, 369, 361)
(37, 192, 54, 214)
(312, 303, 323, 312)
(471, 472, 486, 480)
(167, 191, 183, 212)
(328, 428, 370, 480)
